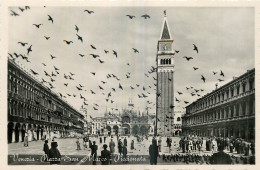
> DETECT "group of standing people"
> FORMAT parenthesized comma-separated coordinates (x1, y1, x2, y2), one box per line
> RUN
(179, 136, 203, 153)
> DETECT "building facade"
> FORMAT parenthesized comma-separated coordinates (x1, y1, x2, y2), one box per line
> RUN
(8, 59, 85, 143)
(182, 69, 255, 141)
(156, 15, 175, 136)
(90, 103, 155, 136)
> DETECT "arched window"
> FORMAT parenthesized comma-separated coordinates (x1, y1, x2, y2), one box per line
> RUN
(160, 59, 163, 65)
(165, 59, 168, 64)
(177, 117, 181, 121)
(169, 59, 171, 64)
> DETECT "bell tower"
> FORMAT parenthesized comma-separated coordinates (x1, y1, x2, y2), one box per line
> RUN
(155, 13, 175, 136)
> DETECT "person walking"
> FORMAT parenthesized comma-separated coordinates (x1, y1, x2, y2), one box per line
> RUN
(49, 141, 61, 165)
(158, 137, 162, 152)
(100, 136, 103, 144)
(168, 137, 172, 153)
(43, 140, 49, 161)
(90, 141, 98, 165)
(122, 144, 128, 164)
(104, 136, 106, 143)
(24, 134, 29, 147)
(100, 144, 111, 165)
(124, 137, 127, 147)
(131, 139, 135, 150)
(149, 139, 159, 165)
(109, 139, 115, 155)
(76, 137, 81, 150)
(118, 139, 123, 155)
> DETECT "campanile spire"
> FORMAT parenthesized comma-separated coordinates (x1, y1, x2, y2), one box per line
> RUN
(155, 13, 175, 136)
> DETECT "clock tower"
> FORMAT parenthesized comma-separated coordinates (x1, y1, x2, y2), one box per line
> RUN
(155, 14, 175, 136)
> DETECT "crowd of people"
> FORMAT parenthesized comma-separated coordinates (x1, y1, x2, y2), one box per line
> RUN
(178, 136, 255, 156)
(39, 134, 255, 165)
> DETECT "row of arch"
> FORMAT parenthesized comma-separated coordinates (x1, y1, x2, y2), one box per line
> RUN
(160, 59, 171, 65)
(7, 122, 68, 143)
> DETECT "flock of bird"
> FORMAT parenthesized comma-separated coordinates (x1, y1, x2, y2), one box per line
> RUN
(9, 7, 227, 117)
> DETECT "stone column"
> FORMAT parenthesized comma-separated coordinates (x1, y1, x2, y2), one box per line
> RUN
(239, 103, 242, 116)
(245, 101, 249, 115)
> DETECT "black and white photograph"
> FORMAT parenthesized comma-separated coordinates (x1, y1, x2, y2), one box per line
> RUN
(4, 2, 256, 167)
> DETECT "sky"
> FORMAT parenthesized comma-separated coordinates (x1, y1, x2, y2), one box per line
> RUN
(8, 7, 254, 118)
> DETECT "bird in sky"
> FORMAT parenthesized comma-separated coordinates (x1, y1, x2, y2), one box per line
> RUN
(75, 25, 79, 32)
(193, 44, 199, 53)
(119, 83, 123, 90)
(183, 56, 193, 61)
(193, 67, 199, 71)
(18, 42, 28, 46)
(63, 40, 73, 45)
(54, 66, 59, 71)
(99, 86, 104, 90)
(220, 70, 225, 77)
(79, 84, 84, 88)
(64, 83, 68, 87)
(27, 45, 32, 55)
(10, 10, 19, 16)
(218, 79, 224, 82)
(76, 86, 83, 91)
(201, 75, 206, 82)
(33, 24, 43, 28)
(113, 50, 117, 58)
(44, 36, 50, 40)
(30, 69, 39, 75)
(213, 71, 217, 75)
(50, 54, 56, 59)
(76, 34, 83, 42)
(90, 45, 96, 49)
(104, 50, 109, 53)
(194, 89, 199, 93)
(93, 107, 98, 110)
(132, 48, 139, 53)
(25, 6, 30, 10)
(141, 14, 150, 19)
(177, 91, 183, 95)
(69, 72, 75, 76)
(91, 72, 95, 76)
(79, 54, 84, 57)
(90, 54, 99, 58)
(126, 15, 135, 19)
(99, 59, 104, 63)
(175, 97, 180, 102)
(48, 15, 54, 23)
(91, 90, 95, 94)
(84, 9, 94, 14)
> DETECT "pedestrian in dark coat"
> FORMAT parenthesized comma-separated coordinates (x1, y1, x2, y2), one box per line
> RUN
(122, 145, 128, 163)
(90, 141, 98, 165)
(43, 140, 49, 161)
(118, 139, 123, 155)
(49, 142, 61, 165)
(104, 136, 106, 143)
(149, 139, 159, 165)
(124, 137, 127, 146)
(131, 139, 134, 150)
(209, 145, 232, 164)
(100, 136, 103, 144)
(100, 144, 111, 165)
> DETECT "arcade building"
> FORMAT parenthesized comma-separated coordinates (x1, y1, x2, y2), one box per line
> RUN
(182, 69, 255, 141)
(8, 59, 85, 143)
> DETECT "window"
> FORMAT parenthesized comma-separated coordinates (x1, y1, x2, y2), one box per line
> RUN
(249, 79, 254, 90)
(237, 86, 240, 95)
(231, 89, 234, 97)
(242, 83, 246, 93)
(177, 117, 181, 121)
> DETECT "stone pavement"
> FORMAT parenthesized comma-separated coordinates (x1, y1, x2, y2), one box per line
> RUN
(8, 136, 253, 165)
